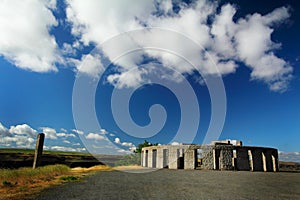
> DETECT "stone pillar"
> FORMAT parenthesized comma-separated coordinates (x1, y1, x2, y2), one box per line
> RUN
(248, 150, 253, 171)
(141, 150, 144, 166)
(251, 149, 264, 171)
(148, 149, 153, 168)
(156, 148, 164, 168)
(33, 133, 45, 169)
(236, 148, 250, 171)
(272, 150, 279, 172)
(168, 147, 179, 169)
(184, 148, 196, 169)
(220, 147, 233, 170)
(264, 150, 274, 172)
(262, 152, 267, 172)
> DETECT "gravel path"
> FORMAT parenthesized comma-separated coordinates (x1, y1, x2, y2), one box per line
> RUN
(34, 169, 300, 200)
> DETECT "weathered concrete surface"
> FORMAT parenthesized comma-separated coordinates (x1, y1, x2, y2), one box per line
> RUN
(219, 146, 234, 170)
(168, 147, 179, 169)
(251, 149, 264, 171)
(236, 148, 250, 171)
(141, 143, 279, 172)
(156, 149, 164, 169)
(148, 150, 153, 168)
(184, 149, 196, 169)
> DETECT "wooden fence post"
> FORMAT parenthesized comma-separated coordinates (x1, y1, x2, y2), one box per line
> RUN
(33, 133, 45, 169)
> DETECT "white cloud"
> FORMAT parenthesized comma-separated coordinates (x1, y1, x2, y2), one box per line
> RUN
(86, 132, 105, 140)
(0, 123, 37, 148)
(9, 124, 37, 138)
(0, 122, 11, 137)
(66, 0, 293, 92)
(107, 68, 147, 89)
(70, 53, 104, 78)
(60, 128, 67, 133)
(57, 133, 66, 137)
(63, 140, 71, 144)
(72, 129, 84, 135)
(99, 129, 107, 135)
(0, 0, 61, 72)
(40, 127, 58, 140)
(114, 137, 136, 152)
(50, 145, 86, 152)
(114, 137, 121, 144)
(279, 151, 300, 162)
(170, 141, 182, 145)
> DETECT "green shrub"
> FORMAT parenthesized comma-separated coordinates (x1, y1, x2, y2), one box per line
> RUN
(59, 176, 79, 182)
(115, 153, 141, 166)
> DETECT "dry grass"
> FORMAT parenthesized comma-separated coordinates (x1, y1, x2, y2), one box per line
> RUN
(0, 164, 144, 200)
(71, 165, 112, 173)
(113, 165, 144, 170)
(0, 164, 70, 200)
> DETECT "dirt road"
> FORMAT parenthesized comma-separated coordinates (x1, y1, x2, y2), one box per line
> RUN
(34, 169, 300, 200)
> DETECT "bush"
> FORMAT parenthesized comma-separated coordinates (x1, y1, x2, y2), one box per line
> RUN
(115, 153, 141, 166)
(59, 176, 79, 182)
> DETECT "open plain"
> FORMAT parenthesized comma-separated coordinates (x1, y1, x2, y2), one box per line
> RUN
(34, 169, 300, 200)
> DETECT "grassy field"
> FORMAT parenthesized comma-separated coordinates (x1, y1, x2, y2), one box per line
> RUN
(0, 164, 71, 200)
(0, 164, 137, 200)
(0, 148, 123, 168)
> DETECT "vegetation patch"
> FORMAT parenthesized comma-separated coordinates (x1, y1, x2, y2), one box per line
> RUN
(0, 164, 70, 200)
(59, 175, 80, 182)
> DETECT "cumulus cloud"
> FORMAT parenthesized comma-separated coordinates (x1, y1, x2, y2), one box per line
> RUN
(40, 127, 58, 140)
(0, 123, 37, 148)
(50, 145, 86, 152)
(114, 137, 136, 152)
(69, 53, 104, 78)
(0, 0, 61, 72)
(0, 122, 11, 137)
(170, 141, 182, 145)
(279, 151, 300, 162)
(9, 124, 38, 138)
(72, 129, 84, 135)
(0, 122, 86, 151)
(86, 132, 105, 140)
(66, 0, 293, 92)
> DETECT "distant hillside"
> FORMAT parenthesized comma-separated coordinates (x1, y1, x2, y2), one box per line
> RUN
(279, 161, 300, 172)
(0, 148, 124, 169)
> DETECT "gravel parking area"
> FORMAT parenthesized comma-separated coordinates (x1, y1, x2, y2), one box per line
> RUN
(34, 169, 300, 200)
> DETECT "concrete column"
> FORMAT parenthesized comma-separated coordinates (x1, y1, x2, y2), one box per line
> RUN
(264, 150, 274, 172)
(262, 152, 267, 172)
(156, 148, 164, 169)
(272, 151, 279, 172)
(141, 150, 144, 166)
(220, 148, 233, 170)
(251, 149, 264, 171)
(248, 150, 254, 171)
(148, 149, 153, 168)
(184, 149, 196, 169)
(142, 150, 147, 167)
(168, 147, 179, 169)
(236, 148, 250, 171)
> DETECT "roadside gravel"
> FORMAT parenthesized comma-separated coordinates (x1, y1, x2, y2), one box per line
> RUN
(33, 169, 300, 200)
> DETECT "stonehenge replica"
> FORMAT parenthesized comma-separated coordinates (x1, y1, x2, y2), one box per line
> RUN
(141, 140, 279, 172)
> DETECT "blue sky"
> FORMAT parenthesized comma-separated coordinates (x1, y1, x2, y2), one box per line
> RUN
(0, 0, 299, 161)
